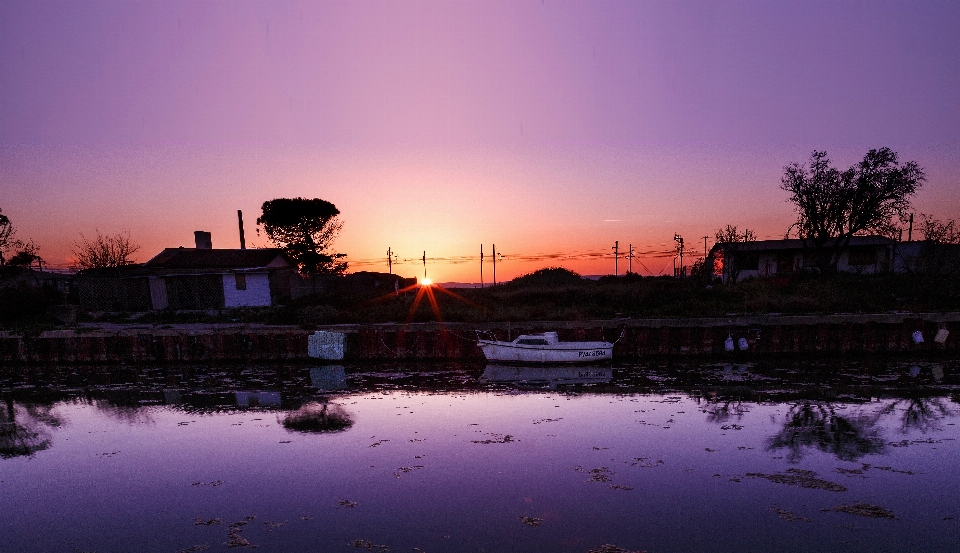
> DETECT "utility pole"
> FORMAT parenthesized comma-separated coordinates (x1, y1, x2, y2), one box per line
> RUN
(628, 244, 634, 274)
(422, 251, 427, 281)
(387, 247, 393, 274)
(703, 236, 709, 259)
(612, 241, 619, 276)
(493, 244, 497, 285)
(908, 213, 914, 241)
(674, 234, 684, 278)
(238, 210, 246, 250)
(480, 244, 484, 288)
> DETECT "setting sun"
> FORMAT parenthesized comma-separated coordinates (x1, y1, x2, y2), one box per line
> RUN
(420, 278, 432, 286)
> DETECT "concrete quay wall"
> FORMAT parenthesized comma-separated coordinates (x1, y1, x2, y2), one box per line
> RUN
(0, 326, 309, 365)
(1, 313, 956, 365)
(335, 313, 959, 360)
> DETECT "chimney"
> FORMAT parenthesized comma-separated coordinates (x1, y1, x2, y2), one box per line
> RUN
(238, 210, 246, 250)
(194, 231, 212, 249)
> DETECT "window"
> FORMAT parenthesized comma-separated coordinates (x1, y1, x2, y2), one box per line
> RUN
(733, 252, 760, 271)
(777, 252, 796, 274)
(517, 339, 548, 345)
(235, 273, 247, 290)
(848, 246, 878, 266)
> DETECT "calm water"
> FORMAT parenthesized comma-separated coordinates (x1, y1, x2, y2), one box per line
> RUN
(2, 360, 959, 553)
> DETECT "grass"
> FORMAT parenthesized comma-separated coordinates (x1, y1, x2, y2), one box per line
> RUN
(3, 267, 959, 330)
(289, 268, 960, 326)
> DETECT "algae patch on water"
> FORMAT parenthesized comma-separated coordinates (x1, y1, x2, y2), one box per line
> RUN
(745, 468, 847, 491)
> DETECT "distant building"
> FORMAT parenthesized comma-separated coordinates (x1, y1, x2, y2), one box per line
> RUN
(75, 231, 415, 312)
(892, 240, 960, 275)
(76, 231, 297, 311)
(708, 236, 897, 283)
(141, 246, 296, 309)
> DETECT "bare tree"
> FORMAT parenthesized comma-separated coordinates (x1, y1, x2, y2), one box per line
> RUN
(72, 231, 141, 269)
(920, 214, 960, 244)
(714, 225, 756, 283)
(781, 148, 924, 272)
(917, 214, 960, 276)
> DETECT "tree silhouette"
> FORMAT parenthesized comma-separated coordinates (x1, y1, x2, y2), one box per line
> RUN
(257, 197, 347, 274)
(72, 230, 140, 269)
(0, 208, 39, 267)
(0, 209, 14, 266)
(781, 148, 924, 273)
(920, 214, 960, 244)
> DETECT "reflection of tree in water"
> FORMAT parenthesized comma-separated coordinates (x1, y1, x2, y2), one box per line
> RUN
(281, 401, 353, 433)
(767, 402, 884, 462)
(0, 397, 62, 459)
(876, 396, 956, 433)
(90, 400, 157, 426)
(703, 394, 749, 425)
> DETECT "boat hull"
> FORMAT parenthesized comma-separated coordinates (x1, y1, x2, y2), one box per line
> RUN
(477, 340, 613, 364)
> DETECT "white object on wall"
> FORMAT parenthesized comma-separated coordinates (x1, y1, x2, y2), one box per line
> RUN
(309, 331, 346, 360)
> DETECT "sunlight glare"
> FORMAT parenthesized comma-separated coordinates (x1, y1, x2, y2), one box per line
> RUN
(421, 278, 432, 286)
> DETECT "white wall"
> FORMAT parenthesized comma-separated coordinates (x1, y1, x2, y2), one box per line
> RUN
(222, 273, 272, 307)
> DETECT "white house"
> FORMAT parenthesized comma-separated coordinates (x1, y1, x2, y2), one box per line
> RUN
(142, 245, 296, 309)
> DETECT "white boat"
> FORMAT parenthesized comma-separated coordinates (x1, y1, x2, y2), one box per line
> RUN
(477, 332, 614, 364)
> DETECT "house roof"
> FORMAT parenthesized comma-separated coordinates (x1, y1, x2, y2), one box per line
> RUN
(711, 235, 896, 254)
(144, 248, 293, 270)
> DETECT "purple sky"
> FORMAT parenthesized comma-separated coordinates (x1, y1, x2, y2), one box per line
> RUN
(2, 0, 959, 280)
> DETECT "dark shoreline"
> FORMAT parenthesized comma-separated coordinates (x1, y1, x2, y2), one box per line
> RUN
(0, 312, 957, 365)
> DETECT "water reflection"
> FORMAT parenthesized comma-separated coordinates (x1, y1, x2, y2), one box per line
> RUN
(234, 391, 281, 407)
(876, 395, 957, 433)
(481, 364, 613, 389)
(3, 359, 960, 553)
(766, 401, 885, 462)
(1, 358, 958, 467)
(310, 365, 348, 391)
(281, 401, 354, 433)
(702, 395, 750, 425)
(0, 396, 60, 458)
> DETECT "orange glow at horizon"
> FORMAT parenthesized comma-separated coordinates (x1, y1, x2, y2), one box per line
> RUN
(2, 144, 957, 283)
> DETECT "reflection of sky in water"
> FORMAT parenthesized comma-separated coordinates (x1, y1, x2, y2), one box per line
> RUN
(3, 382, 960, 552)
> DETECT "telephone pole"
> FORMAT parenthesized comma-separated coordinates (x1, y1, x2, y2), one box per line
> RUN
(493, 244, 497, 285)
(422, 251, 427, 281)
(480, 244, 484, 288)
(628, 243, 634, 274)
(387, 247, 393, 274)
(674, 234, 684, 278)
(612, 241, 619, 276)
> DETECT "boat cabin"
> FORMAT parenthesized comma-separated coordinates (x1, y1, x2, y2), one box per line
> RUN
(514, 332, 559, 346)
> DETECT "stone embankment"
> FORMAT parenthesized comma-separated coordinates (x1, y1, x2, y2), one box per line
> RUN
(0, 313, 957, 365)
